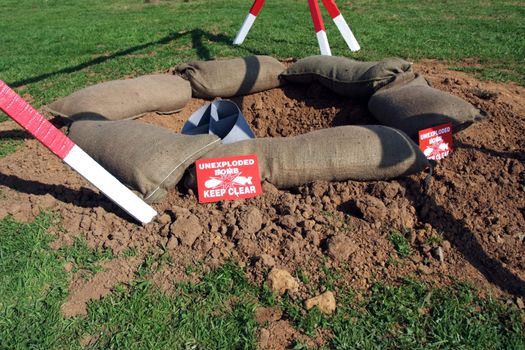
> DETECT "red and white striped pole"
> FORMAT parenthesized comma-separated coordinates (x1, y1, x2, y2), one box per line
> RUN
(233, 0, 266, 45)
(308, 0, 332, 55)
(0, 81, 157, 224)
(321, 0, 360, 52)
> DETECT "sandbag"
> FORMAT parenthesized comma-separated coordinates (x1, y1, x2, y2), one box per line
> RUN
(368, 74, 484, 139)
(185, 125, 429, 189)
(280, 56, 412, 98)
(47, 74, 191, 121)
(68, 120, 221, 203)
(175, 56, 285, 99)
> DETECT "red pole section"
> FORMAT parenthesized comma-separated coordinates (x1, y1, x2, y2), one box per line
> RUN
(321, 0, 342, 18)
(0, 80, 158, 224)
(234, 0, 266, 45)
(308, 0, 325, 32)
(0, 81, 74, 159)
(249, 0, 266, 16)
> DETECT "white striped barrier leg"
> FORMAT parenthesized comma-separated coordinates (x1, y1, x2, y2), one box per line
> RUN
(308, 0, 332, 55)
(0, 81, 157, 224)
(233, 0, 265, 45)
(321, 0, 360, 52)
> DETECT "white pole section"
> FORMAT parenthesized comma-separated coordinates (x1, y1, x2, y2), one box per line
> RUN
(0, 80, 157, 224)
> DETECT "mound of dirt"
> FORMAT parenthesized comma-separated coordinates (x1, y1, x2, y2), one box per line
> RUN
(0, 61, 524, 329)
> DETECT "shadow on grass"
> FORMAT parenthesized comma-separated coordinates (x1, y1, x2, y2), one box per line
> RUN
(0, 173, 136, 222)
(404, 177, 525, 297)
(0, 130, 31, 141)
(7, 29, 260, 88)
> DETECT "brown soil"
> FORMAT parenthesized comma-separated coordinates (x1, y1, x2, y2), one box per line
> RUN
(0, 60, 524, 347)
(61, 257, 141, 317)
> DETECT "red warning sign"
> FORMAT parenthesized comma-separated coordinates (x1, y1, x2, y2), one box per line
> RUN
(195, 154, 262, 203)
(419, 123, 453, 161)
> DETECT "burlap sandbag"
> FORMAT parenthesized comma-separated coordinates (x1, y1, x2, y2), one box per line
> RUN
(68, 120, 221, 203)
(280, 56, 412, 98)
(185, 125, 429, 189)
(368, 74, 484, 139)
(47, 74, 191, 121)
(175, 56, 285, 99)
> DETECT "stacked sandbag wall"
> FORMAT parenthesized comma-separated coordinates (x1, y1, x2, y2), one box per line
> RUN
(280, 55, 484, 139)
(46, 55, 483, 204)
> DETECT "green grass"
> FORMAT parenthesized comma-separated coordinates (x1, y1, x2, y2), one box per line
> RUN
(277, 276, 525, 349)
(0, 214, 259, 349)
(0, 139, 22, 158)
(0, 0, 523, 117)
(1, 214, 524, 349)
(389, 230, 412, 258)
(328, 280, 525, 349)
(0, 213, 73, 349)
(79, 263, 259, 349)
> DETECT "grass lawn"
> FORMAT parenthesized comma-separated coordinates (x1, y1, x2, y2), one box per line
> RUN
(0, 0, 523, 109)
(1, 214, 523, 349)
(0, 0, 524, 348)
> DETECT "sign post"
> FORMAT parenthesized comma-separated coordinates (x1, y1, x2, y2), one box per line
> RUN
(0, 81, 157, 224)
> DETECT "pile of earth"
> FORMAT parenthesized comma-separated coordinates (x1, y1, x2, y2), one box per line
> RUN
(0, 61, 524, 334)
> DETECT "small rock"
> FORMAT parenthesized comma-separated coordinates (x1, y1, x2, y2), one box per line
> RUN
(171, 205, 191, 218)
(516, 297, 525, 310)
(63, 261, 74, 272)
(370, 182, 403, 200)
(398, 205, 416, 229)
(261, 181, 279, 195)
(170, 214, 203, 247)
(432, 246, 445, 262)
(237, 207, 263, 234)
(305, 291, 336, 315)
(441, 240, 452, 251)
(159, 224, 170, 237)
(155, 213, 171, 226)
(237, 238, 258, 256)
(166, 236, 178, 250)
(327, 235, 356, 261)
(418, 264, 433, 275)
(280, 215, 297, 229)
(356, 195, 387, 223)
(267, 268, 299, 295)
(259, 254, 276, 268)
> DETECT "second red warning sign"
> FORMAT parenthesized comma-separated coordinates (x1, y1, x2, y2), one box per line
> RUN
(419, 123, 453, 161)
(195, 154, 262, 203)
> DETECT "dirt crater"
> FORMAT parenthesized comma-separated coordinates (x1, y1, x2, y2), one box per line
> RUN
(0, 61, 524, 321)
